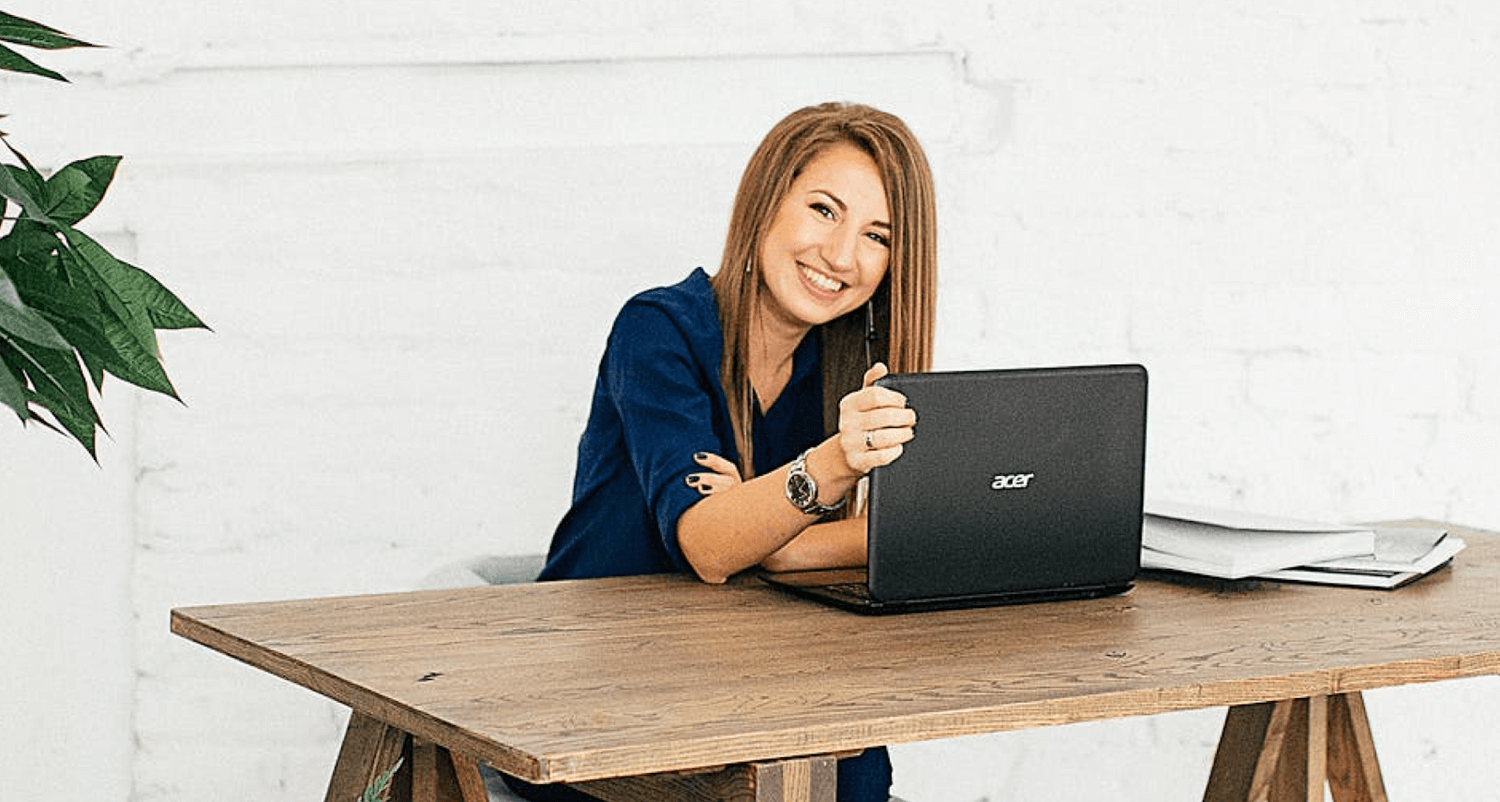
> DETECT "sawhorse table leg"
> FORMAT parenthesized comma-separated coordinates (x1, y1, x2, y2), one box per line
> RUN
(1204, 692, 1388, 802)
(324, 712, 488, 802)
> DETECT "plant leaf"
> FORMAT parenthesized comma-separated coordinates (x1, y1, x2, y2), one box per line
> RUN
(95, 305, 176, 397)
(43, 246, 174, 398)
(43, 155, 121, 226)
(0, 41, 67, 82)
(0, 339, 30, 420)
(58, 312, 168, 394)
(13, 257, 180, 395)
(0, 336, 100, 455)
(120, 257, 207, 330)
(0, 267, 71, 348)
(359, 758, 404, 802)
(3, 337, 93, 415)
(52, 241, 176, 397)
(59, 226, 160, 355)
(0, 12, 97, 50)
(79, 343, 107, 391)
(7, 242, 100, 321)
(0, 218, 65, 270)
(0, 162, 57, 224)
(26, 372, 101, 457)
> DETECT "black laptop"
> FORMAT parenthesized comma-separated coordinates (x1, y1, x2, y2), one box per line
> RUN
(762, 364, 1148, 614)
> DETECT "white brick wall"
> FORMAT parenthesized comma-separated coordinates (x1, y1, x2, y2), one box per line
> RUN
(3, 2, 1497, 801)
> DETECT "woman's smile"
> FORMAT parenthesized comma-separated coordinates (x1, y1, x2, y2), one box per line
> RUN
(799, 263, 845, 295)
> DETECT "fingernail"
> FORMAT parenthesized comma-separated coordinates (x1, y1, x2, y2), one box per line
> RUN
(684, 474, 700, 486)
(693, 452, 708, 461)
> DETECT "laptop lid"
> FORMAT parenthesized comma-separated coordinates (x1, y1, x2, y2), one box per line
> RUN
(863, 364, 1148, 606)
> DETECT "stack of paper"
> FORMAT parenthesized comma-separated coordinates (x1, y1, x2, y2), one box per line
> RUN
(1259, 527, 1465, 589)
(1142, 501, 1375, 579)
(1141, 501, 1462, 588)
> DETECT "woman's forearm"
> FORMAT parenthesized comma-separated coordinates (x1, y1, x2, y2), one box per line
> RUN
(677, 439, 859, 583)
(677, 364, 914, 584)
(759, 516, 867, 573)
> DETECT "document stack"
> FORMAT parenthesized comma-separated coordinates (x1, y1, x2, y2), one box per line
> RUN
(1141, 501, 1464, 589)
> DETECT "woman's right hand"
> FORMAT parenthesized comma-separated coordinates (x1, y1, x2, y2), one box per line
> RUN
(836, 363, 917, 476)
(684, 451, 741, 497)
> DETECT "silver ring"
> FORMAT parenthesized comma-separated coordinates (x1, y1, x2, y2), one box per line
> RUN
(864, 431, 875, 450)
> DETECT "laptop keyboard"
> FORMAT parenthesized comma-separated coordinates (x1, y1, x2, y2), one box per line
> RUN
(827, 582, 873, 601)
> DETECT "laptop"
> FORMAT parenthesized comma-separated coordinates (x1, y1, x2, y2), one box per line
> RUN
(762, 364, 1148, 614)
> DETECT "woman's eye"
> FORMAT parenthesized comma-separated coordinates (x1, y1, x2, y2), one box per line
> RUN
(867, 231, 890, 247)
(811, 202, 836, 220)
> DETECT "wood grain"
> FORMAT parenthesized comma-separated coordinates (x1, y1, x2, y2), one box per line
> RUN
(174, 521, 1500, 785)
(325, 712, 408, 802)
(325, 713, 488, 802)
(1326, 693, 1388, 802)
(1202, 692, 1388, 802)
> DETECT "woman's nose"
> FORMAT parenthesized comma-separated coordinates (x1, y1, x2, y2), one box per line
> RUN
(822, 225, 859, 272)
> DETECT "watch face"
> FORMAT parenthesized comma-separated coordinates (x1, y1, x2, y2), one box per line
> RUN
(787, 472, 815, 508)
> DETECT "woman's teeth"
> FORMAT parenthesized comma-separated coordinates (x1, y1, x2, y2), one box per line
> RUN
(802, 266, 843, 292)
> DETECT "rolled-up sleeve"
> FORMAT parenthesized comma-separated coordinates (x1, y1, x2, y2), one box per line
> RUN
(599, 300, 733, 571)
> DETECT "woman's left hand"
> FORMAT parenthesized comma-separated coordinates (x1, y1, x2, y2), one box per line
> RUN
(685, 451, 742, 496)
(836, 363, 917, 475)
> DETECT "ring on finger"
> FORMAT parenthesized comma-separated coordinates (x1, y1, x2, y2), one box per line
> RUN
(864, 431, 875, 450)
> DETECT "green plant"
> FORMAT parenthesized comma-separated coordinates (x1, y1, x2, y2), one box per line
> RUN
(360, 758, 403, 802)
(1, 10, 206, 458)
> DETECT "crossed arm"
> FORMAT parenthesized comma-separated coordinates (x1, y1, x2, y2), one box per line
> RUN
(676, 364, 916, 584)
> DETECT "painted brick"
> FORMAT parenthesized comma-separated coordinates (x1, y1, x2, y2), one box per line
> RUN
(4, 2, 1500, 801)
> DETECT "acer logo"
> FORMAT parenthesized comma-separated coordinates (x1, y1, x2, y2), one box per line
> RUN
(991, 473, 1035, 490)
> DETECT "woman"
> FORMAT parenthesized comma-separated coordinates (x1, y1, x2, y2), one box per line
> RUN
(516, 102, 938, 802)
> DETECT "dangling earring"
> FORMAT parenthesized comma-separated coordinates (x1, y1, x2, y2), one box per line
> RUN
(744, 258, 753, 275)
(864, 300, 876, 369)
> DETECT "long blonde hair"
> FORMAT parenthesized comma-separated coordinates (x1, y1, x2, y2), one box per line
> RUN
(711, 102, 938, 478)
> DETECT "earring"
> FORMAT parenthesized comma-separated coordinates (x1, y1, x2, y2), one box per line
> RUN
(744, 259, 753, 275)
(864, 300, 876, 369)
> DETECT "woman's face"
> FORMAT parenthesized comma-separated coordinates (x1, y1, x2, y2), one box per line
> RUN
(755, 141, 891, 334)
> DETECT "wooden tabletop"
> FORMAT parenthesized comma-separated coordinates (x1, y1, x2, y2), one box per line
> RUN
(171, 521, 1500, 787)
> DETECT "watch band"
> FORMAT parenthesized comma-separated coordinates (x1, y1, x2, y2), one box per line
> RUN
(785, 447, 848, 516)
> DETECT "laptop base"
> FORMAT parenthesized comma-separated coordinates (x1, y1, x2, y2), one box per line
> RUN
(760, 568, 1133, 615)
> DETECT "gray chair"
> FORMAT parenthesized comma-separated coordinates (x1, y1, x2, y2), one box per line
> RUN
(420, 553, 547, 590)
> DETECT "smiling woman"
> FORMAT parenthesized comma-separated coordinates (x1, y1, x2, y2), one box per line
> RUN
(509, 102, 939, 802)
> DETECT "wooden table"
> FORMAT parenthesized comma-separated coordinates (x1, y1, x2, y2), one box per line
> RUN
(172, 521, 1500, 802)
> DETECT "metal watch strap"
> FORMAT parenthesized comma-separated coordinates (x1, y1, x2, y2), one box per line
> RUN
(785, 447, 848, 516)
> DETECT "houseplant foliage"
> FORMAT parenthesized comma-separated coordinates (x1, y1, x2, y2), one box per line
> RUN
(1, 10, 206, 457)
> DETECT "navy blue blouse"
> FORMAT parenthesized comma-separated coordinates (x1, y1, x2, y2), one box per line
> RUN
(539, 268, 824, 581)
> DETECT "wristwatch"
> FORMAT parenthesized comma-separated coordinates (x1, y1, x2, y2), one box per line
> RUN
(785, 448, 848, 516)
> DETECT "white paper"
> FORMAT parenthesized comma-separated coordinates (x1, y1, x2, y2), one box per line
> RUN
(1144, 500, 1368, 533)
